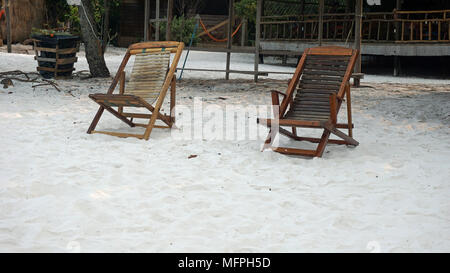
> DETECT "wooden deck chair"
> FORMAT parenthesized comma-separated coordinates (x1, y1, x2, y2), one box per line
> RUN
(257, 46, 359, 157)
(87, 41, 184, 140)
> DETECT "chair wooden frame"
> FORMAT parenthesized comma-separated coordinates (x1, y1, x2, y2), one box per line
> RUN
(87, 41, 184, 140)
(257, 46, 359, 157)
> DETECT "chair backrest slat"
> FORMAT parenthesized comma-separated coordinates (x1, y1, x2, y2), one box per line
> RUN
(125, 51, 171, 104)
(285, 46, 357, 120)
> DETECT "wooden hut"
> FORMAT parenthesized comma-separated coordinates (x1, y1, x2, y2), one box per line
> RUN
(0, 0, 46, 43)
(118, 0, 145, 47)
(118, 0, 168, 47)
(258, 0, 450, 66)
(117, 0, 230, 47)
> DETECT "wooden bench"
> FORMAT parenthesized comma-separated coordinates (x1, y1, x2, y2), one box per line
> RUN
(351, 73, 364, 87)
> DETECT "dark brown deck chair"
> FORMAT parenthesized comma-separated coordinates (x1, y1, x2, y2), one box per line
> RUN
(87, 41, 184, 140)
(257, 46, 359, 157)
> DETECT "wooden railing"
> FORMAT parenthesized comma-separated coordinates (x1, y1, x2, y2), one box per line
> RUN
(260, 9, 450, 43)
(396, 10, 450, 42)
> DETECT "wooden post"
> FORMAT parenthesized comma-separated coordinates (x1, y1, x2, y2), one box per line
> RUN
(166, 0, 173, 40)
(225, 0, 234, 80)
(343, 0, 351, 39)
(155, 0, 160, 41)
(241, 18, 247, 46)
(393, 0, 401, 76)
(254, 0, 263, 82)
(5, 0, 12, 53)
(102, 0, 111, 53)
(318, 0, 324, 46)
(144, 0, 150, 41)
(354, 0, 362, 87)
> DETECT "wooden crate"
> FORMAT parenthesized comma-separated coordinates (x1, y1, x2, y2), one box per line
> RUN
(32, 37, 80, 79)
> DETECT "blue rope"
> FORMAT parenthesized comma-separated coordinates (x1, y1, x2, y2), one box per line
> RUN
(178, 21, 199, 81)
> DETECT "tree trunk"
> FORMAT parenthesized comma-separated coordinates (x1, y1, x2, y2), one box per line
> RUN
(79, 0, 109, 77)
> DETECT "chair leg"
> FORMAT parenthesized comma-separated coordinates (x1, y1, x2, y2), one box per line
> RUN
(315, 130, 331, 157)
(102, 104, 135, 127)
(87, 106, 105, 134)
(346, 84, 353, 138)
(279, 127, 301, 141)
(143, 99, 164, 140)
(262, 129, 274, 151)
(292, 127, 297, 136)
(118, 71, 125, 115)
(329, 127, 359, 146)
(143, 108, 162, 141)
(88, 100, 174, 140)
(323, 123, 359, 146)
(316, 130, 330, 157)
(262, 95, 281, 151)
(88, 96, 136, 129)
(170, 75, 176, 126)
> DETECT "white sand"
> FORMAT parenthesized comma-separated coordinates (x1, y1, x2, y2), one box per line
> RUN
(0, 47, 449, 252)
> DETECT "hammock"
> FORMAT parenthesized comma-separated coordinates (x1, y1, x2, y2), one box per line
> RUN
(199, 18, 242, 42)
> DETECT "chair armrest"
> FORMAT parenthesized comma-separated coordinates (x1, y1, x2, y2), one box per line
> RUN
(271, 90, 286, 98)
(271, 90, 290, 119)
(271, 90, 286, 106)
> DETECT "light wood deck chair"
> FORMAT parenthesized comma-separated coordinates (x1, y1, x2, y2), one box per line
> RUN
(257, 46, 359, 157)
(87, 41, 184, 140)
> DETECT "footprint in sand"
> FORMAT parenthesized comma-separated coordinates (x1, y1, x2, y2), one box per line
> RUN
(64, 166, 83, 173)
(390, 161, 404, 169)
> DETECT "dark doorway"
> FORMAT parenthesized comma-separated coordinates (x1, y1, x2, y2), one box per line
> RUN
(199, 0, 228, 15)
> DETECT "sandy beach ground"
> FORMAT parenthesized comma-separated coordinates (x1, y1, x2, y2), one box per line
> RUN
(0, 46, 449, 252)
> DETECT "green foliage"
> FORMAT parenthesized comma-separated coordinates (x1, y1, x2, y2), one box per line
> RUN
(89, 0, 121, 44)
(31, 27, 73, 36)
(91, 0, 104, 24)
(90, 0, 120, 25)
(235, 0, 257, 23)
(160, 16, 199, 45)
(45, 0, 71, 27)
(42, 0, 121, 44)
(66, 6, 81, 35)
(44, 0, 82, 34)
